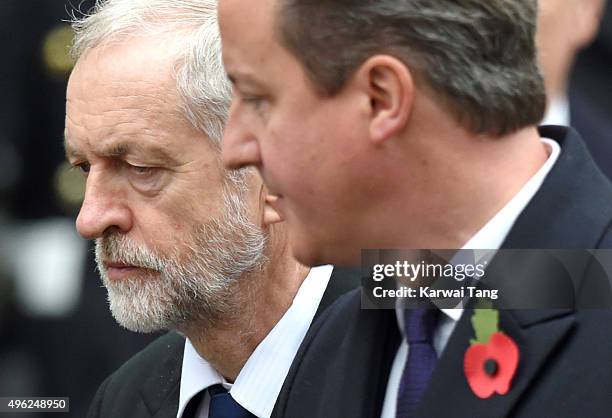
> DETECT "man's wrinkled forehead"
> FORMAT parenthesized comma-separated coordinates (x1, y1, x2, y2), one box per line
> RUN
(67, 36, 183, 117)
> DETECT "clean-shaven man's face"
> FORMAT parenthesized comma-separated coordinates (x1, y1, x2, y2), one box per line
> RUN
(65, 35, 266, 332)
(220, 0, 381, 267)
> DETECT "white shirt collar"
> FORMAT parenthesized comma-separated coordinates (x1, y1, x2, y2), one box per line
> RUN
(462, 137, 560, 251)
(397, 137, 561, 325)
(177, 265, 333, 418)
(542, 96, 570, 126)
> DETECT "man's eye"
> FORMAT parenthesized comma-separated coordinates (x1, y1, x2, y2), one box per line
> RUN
(128, 164, 154, 176)
(242, 95, 265, 109)
(73, 162, 91, 176)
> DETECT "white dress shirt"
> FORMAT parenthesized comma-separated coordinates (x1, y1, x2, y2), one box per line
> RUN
(176, 265, 333, 418)
(542, 96, 570, 126)
(380, 138, 561, 418)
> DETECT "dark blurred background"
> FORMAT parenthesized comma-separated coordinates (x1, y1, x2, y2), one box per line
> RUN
(567, 0, 612, 179)
(0, 2, 157, 417)
(0, 1, 610, 417)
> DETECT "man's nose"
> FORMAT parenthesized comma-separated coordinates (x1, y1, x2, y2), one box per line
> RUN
(222, 103, 262, 170)
(76, 172, 133, 240)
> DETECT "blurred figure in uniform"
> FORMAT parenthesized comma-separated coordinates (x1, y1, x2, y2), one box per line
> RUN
(537, 0, 611, 178)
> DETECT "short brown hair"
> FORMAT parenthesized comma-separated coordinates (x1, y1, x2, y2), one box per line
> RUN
(276, 0, 546, 136)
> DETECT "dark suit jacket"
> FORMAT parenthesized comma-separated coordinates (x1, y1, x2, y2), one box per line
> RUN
(273, 126, 612, 418)
(86, 267, 360, 418)
(569, 91, 612, 181)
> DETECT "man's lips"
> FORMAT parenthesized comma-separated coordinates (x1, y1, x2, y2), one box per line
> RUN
(103, 261, 156, 281)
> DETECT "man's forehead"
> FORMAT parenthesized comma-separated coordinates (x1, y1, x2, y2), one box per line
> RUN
(219, 0, 289, 85)
(66, 37, 183, 131)
(71, 36, 178, 92)
(65, 85, 180, 143)
(66, 62, 185, 163)
(219, 0, 277, 47)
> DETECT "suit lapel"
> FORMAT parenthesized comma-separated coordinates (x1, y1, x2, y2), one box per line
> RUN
(274, 290, 400, 418)
(417, 309, 575, 418)
(139, 334, 185, 417)
(314, 267, 361, 318)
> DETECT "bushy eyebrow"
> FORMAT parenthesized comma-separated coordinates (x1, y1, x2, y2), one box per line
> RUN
(64, 135, 83, 161)
(103, 143, 131, 157)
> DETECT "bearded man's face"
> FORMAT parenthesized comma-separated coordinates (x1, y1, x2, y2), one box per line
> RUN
(66, 37, 266, 332)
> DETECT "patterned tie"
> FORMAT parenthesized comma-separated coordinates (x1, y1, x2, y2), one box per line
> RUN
(208, 384, 256, 418)
(396, 307, 440, 418)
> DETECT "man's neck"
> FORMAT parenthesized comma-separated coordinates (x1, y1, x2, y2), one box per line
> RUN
(446, 126, 550, 248)
(182, 242, 309, 381)
(371, 123, 550, 251)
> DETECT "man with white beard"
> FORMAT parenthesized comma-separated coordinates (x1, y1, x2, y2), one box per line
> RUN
(64, 1, 357, 417)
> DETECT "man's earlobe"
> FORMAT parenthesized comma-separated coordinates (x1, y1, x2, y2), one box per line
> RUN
(359, 55, 414, 144)
(263, 195, 284, 226)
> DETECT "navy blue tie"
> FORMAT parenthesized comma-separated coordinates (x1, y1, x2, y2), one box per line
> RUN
(208, 384, 256, 418)
(396, 308, 439, 418)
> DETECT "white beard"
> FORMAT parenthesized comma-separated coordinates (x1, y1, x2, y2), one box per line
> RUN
(95, 188, 267, 333)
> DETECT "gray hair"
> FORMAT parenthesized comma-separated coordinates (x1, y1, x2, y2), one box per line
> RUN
(277, 0, 547, 137)
(71, 0, 231, 149)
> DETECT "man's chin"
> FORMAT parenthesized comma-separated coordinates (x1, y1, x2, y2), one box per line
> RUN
(112, 315, 167, 334)
(290, 240, 330, 268)
(105, 284, 176, 333)
(291, 237, 360, 268)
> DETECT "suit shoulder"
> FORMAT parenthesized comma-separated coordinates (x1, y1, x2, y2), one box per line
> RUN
(309, 289, 362, 340)
(87, 332, 184, 418)
(107, 332, 185, 385)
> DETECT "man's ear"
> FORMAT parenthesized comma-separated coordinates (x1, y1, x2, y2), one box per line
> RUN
(257, 183, 284, 227)
(354, 55, 415, 144)
(263, 195, 284, 226)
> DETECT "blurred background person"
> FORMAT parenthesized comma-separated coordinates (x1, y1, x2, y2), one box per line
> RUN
(0, 1, 157, 417)
(538, 0, 612, 178)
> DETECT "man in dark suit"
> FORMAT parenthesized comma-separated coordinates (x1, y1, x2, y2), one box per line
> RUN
(65, 1, 358, 417)
(219, 0, 612, 416)
(272, 126, 612, 418)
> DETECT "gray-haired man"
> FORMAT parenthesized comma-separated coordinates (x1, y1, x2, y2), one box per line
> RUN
(65, 1, 356, 417)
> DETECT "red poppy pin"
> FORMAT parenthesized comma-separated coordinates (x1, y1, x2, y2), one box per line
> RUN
(463, 306, 519, 399)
